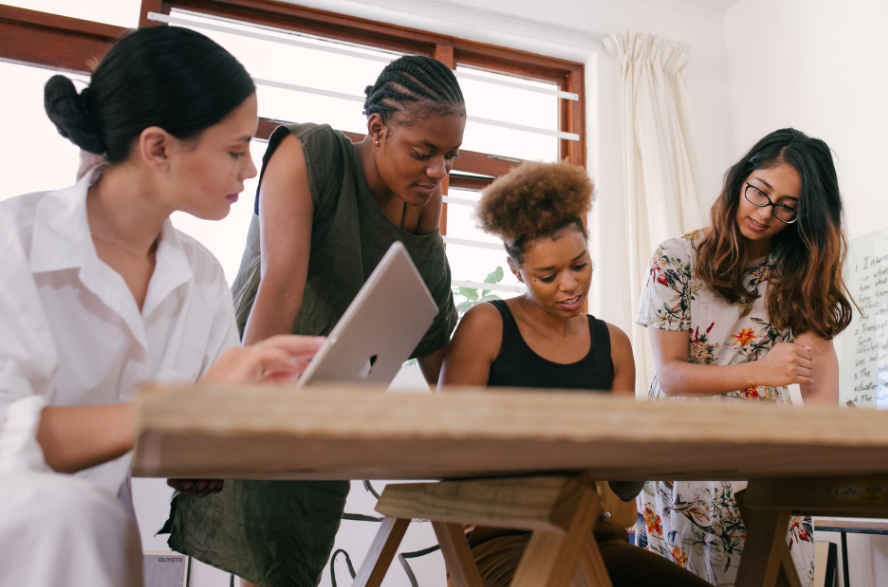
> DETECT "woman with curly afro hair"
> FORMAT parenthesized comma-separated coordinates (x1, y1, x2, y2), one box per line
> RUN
(438, 161, 711, 587)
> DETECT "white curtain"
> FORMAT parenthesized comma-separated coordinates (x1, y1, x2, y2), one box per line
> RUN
(602, 31, 705, 396)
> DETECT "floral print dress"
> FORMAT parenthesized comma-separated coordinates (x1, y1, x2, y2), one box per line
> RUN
(635, 230, 814, 587)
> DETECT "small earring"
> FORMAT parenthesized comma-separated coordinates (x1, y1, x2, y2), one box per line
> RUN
(374, 140, 380, 147)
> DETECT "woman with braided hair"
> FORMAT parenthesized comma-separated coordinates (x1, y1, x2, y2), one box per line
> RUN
(166, 55, 466, 587)
(439, 161, 712, 587)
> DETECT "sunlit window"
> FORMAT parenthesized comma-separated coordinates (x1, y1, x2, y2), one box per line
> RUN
(1, 5, 578, 306)
(0, 61, 86, 200)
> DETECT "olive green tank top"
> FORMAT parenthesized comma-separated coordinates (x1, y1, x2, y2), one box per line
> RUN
(164, 123, 457, 587)
(231, 122, 457, 357)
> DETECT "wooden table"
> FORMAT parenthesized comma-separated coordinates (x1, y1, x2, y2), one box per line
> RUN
(133, 385, 888, 587)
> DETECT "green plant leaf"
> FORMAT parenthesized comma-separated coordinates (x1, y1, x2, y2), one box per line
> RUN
(484, 266, 504, 284)
(457, 287, 479, 301)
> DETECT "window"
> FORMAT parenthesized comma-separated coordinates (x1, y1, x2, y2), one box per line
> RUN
(0, 60, 86, 201)
(1, 0, 141, 28)
(0, 0, 584, 302)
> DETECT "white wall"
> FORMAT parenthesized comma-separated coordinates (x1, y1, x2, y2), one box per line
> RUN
(725, 0, 888, 242)
(726, 2, 888, 585)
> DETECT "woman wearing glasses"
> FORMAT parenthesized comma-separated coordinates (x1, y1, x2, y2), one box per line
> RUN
(635, 128, 854, 586)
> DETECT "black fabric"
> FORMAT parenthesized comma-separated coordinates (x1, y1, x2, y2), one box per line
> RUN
(486, 299, 614, 391)
(461, 530, 714, 587)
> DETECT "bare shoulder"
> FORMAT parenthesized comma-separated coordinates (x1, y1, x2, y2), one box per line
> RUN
(458, 302, 503, 335)
(271, 132, 305, 159)
(604, 321, 635, 395)
(440, 302, 504, 386)
(604, 321, 632, 350)
(260, 133, 307, 191)
(449, 302, 503, 355)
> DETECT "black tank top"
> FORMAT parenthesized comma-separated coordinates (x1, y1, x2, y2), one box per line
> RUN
(486, 299, 614, 391)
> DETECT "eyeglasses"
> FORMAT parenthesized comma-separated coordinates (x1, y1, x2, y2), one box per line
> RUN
(744, 183, 798, 224)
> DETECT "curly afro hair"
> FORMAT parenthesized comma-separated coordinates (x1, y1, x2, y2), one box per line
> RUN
(475, 160, 594, 262)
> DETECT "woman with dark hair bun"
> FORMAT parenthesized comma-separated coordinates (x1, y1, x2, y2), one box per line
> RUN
(439, 160, 711, 587)
(636, 128, 854, 586)
(168, 54, 466, 587)
(0, 26, 324, 587)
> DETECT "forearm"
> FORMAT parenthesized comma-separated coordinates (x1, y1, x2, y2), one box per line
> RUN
(800, 348, 839, 405)
(37, 404, 132, 474)
(419, 346, 447, 390)
(657, 360, 760, 397)
(242, 280, 304, 346)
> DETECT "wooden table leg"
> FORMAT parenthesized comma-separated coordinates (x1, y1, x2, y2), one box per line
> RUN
(573, 535, 614, 587)
(778, 542, 804, 587)
(432, 521, 485, 587)
(511, 482, 605, 587)
(734, 497, 803, 587)
(352, 517, 411, 587)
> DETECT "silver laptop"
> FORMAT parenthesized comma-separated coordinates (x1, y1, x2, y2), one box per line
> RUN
(297, 241, 439, 388)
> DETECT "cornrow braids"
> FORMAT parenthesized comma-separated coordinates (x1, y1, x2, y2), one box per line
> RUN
(363, 55, 465, 124)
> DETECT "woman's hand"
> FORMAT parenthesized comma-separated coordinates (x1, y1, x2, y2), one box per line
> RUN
(199, 335, 325, 385)
(167, 336, 325, 495)
(756, 342, 814, 387)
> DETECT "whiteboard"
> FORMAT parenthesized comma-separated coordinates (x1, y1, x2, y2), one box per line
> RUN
(840, 227, 888, 409)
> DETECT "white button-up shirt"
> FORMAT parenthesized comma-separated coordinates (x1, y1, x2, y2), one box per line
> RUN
(0, 168, 239, 494)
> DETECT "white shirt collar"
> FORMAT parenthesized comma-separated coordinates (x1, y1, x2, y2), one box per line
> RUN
(28, 167, 99, 274)
(29, 166, 193, 283)
(27, 166, 196, 339)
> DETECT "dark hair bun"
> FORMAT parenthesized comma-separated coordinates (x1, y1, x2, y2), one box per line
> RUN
(43, 27, 254, 164)
(44, 75, 105, 154)
(476, 160, 593, 244)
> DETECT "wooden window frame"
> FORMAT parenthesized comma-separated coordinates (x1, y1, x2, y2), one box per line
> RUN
(0, 5, 124, 73)
(0, 0, 585, 236)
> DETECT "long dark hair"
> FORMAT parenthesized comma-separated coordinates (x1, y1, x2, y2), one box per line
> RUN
(695, 128, 853, 338)
(44, 26, 255, 164)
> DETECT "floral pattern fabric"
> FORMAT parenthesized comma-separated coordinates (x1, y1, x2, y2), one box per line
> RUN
(635, 230, 814, 587)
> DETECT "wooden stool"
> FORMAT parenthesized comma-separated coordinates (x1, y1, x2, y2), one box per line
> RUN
(351, 475, 615, 587)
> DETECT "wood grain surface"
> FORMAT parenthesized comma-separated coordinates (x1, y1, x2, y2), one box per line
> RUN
(132, 384, 888, 481)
